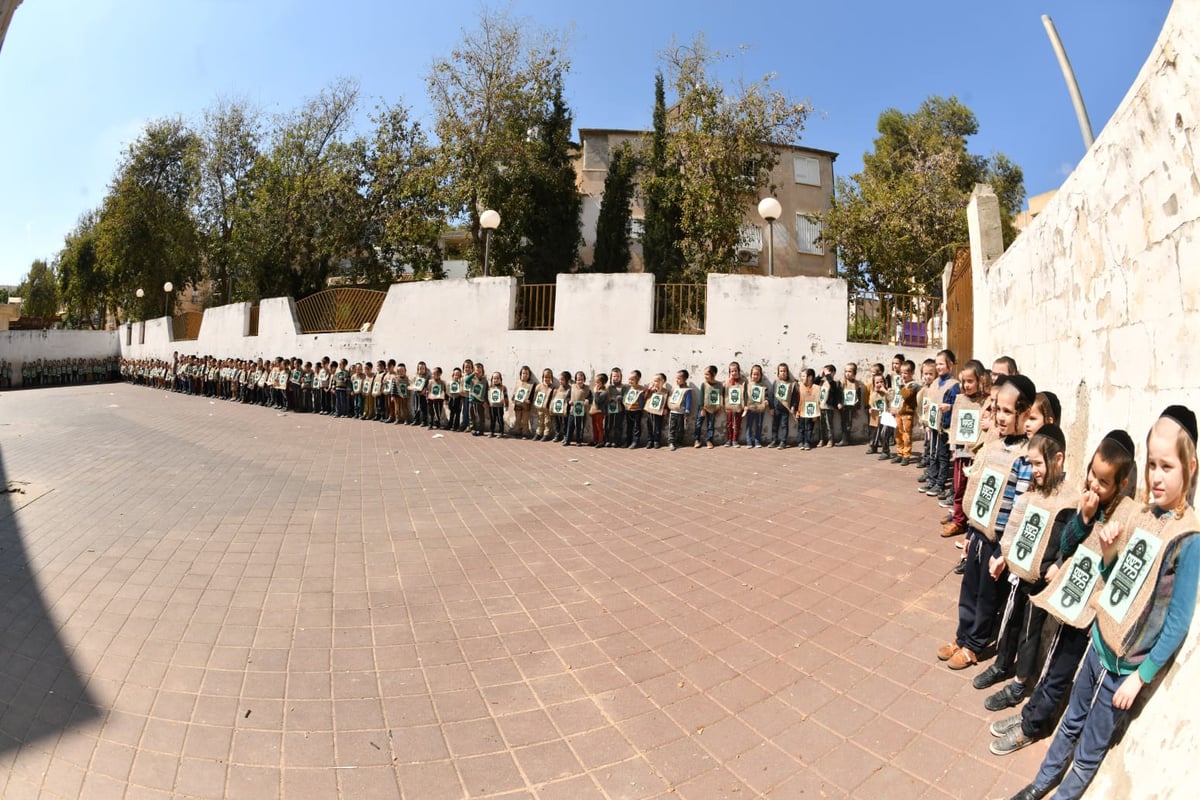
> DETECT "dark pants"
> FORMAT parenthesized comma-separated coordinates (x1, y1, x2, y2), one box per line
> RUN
(994, 580, 1048, 679)
(1032, 645, 1127, 799)
(448, 398, 463, 428)
(488, 406, 504, 435)
(429, 400, 445, 427)
(797, 417, 815, 447)
(413, 394, 429, 425)
(564, 413, 586, 444)
(606, 411, 624, 445)
(818, 409, 836, 444)
(625, 411, 643, 446)
(956, 528, 1004, 653)
(646, 413, 663, 445)
(335, 388, 349, 417)
(840, 407, 859, 443)
(933, 430, 952, 488)
(470, 401, 485, 432)
(1021, 623, 1089, 740)
(772, 405, 790, 444)
(668, 412, 687, 446)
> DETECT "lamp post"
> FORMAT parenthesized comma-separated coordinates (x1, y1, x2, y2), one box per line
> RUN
(479, 209, 500, 277)
(163, 281, 173, 318)
(135, 288, 144, 322)
(757, 197, 782, 276)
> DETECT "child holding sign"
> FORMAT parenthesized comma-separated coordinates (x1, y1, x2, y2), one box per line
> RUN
(745, 365, 768, 448)
(797, 369, 821, 450)
(532, 368, 554, 441)
(724, 362, 746, 447)
(487, 371, 508, 437)
(644, 373, 668, 449)
(667, 370, 693, 451)
(1012, 408, 1199, 800)
(938, 374, 1037, 671)
(694, 365, 721, 449)
(589, 373, 608, 446)
(563, 371, 591, 447)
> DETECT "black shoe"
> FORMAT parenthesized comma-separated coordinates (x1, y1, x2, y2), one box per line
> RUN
(985, 682, 1027, 712)
(877, 452, 891, 460)
(890, 455, 902, 464)
(865, 446, 877, 455)
(972, 663, 1012, 690)
(953, 558, 966, 575)
(1009, 783, 1050, 800)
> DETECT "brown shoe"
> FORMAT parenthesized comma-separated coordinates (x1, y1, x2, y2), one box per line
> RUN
(693, 440, 702, 448)
(941, 521, 966, 538)
(947, 647, 977, 670)
(706, 441, 714, 449)
(937, 642, 958, 661)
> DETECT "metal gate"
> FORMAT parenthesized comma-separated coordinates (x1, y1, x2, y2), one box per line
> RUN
(946, 247, 973, 363)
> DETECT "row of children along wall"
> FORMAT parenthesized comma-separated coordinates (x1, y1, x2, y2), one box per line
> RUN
(117, 346, 1200, 799)
(896, 349, 1200, 800)
(118, 354, 949, 451)
(0, 358, 121, 389)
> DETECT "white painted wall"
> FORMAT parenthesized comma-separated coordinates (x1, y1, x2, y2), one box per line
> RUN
(0, 330, 120, 385)
(969, 4, 1199, 797)
(117, 273, 937, 383)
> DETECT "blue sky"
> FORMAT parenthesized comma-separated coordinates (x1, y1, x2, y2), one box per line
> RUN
(0, 0, 1172, 286)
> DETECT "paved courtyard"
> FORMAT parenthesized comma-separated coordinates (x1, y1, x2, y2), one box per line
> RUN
(0, 384, 1050, 799)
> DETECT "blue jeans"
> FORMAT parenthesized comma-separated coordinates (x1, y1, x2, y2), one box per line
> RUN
(335, 388, 349, 417)
(797, 417, 815, 447)
(745, 411, 764, 445)
(772, 405, 790, 444)
(694, 410, 716, 443)
(1032, 645, 1127, 799)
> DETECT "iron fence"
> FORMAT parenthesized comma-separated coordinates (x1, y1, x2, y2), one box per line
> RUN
(847, 290, 943, 348)
(514, 283, 556, 330)
(654, 283, 707, 335)
(295, 288, 387, 334)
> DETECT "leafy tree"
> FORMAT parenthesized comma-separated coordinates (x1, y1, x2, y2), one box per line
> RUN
(0, 288, 8, 304)
(17, 259, 60, 319)
(237, 79, 363, 299)
(357, 102, 447, 282)
(659, 37, 809, 280)
(56, 210, 107, 327)
(641, 72, 684, 282)
(821, 95, 1025, 294)
(591, 142, 638, 273)
(427, 8, 569, 275)
(96, 117, 202, 321)
(196, 97, 262, 304)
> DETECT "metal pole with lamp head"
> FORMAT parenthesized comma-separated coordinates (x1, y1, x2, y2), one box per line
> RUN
(757, 197, 782, 276)
(479, 209, 500, 277)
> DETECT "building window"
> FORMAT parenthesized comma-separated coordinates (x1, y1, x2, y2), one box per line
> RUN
(796, 214, 823, 255)
(793, 155, 820, 186)
(738, 223, 763, 252)
(627, 218, 645, 240)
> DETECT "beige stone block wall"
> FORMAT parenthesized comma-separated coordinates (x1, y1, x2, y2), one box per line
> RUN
(972, 3, 1199, 797)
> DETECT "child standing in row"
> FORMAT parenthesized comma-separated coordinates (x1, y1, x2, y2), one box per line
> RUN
(589, 373, 608, 446)
(724, 362, 745, 447)
(817, 365, 841, 447)
(644, 373, 668, 449)
(511, 365, 534, 439)
(564, 371, 590, 446)
(745, 365, 768, 448)
(487, 371, 508, 437)
(605, 368, 625, 448)
(667, 370, 693, 451)
(797, 369, 820, 450)
(772, 363, 798, 448)
(939, 374, 1037, 670)
(624, 370, 646, 448)
(694, 365, 720, 449)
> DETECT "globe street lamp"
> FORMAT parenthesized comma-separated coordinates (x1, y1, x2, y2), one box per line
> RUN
(163, 281, 173, 318)
(479, 209, 500, 277)
(135, 288, 144, 323)
(757, 197, 782, 277)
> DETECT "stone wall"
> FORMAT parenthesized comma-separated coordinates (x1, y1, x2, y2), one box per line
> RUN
(0, 330, 119, 383)
(118, 273, 939, 384)
(970, 3, 1198, 797)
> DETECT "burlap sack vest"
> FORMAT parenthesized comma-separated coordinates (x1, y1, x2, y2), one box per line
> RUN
(1091, 503, 1200, 659)
(667, 386, 689, 412)
(702, 382, 722, 412)
(513, 381, 533, 407)
(963, 438, 1028, 539)
(774, 379, 796, 408)
(799, 383, 821, 419)
(725, 380, 746, 411)
(568, 385, 589, 416)
(925, 378, 958, 432)
(623, 386, 645, 412)
(745, 382, 768, 412)
(606, 385, 623, 414)
(1002, 484, 1082, 583)
(1032, 496, 1137, 629)
(551, 387, 569, 415)
(488, 386, 505, 407)
(644, 389, 667, 416)
(948, 395, 984, 447)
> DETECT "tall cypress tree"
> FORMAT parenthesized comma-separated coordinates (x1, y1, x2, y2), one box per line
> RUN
(641, 72, 684, 282)
(522, 81, 582, 283)
(591, 143, 637, 273)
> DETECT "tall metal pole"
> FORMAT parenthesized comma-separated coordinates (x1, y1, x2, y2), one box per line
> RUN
(483, 230, 492, 278)
(1042, 15, 1095, 150)
(767, 221, 776, 277)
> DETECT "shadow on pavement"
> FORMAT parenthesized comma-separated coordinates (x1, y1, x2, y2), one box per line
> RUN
(0, 447, 100, 753)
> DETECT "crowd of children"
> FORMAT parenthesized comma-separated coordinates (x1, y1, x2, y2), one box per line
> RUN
(119, 354, 922, 450)
(1, 357, 119, 389)
(115, 349, 1199, 799)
